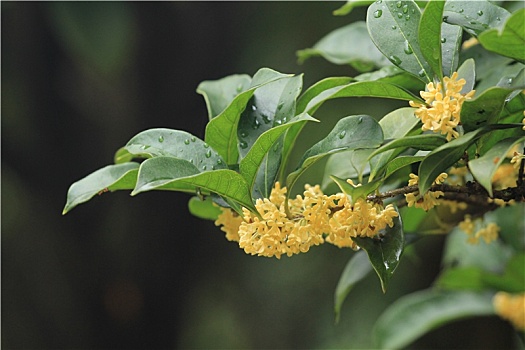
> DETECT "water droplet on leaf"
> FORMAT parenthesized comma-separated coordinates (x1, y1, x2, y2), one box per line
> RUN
(277, 102, 284, 110)
(252, 119, 260, 129)
(205, 150, 212, 158)
(441, 37, 446, 43)
(477, 10, 483, 16)
(391, 25, 397, 30)
(373, 9, 383, 18)
(236, 84, 243, 92)
(358, 116, 364, 123)
(158, 135, 164, 143)
(405, 14, 410, 20)
(396, 1, 402, 8)
(389, 55, 402, 65)
(418, 69, 426, 77)
(338, 130, 346, 139)
(184, 139, 190, 145)
(262, 115, 272, 124)
(403, 41, 413, 54)
(203, 143, 209, 148)
(402, 4, 408, 13)
(202, 165, 207, 170)
(251, 105, 257, 111)
(397, 12, 403, 18)
(217, 159, 223, 165)
(240, 130, 248, 138)
(191, 137, 196, 142)
(239, 141, 248, 149)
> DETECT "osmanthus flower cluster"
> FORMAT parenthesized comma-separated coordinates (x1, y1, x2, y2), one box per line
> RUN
(214, 181, 398, 259)
(409, 72, 475, 141)
(493, 292, 525, 331)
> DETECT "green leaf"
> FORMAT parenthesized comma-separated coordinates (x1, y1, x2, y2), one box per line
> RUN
(237, 74, 303, 159)
(383, 155, 424, 179)
(188, 196, 223, 221)
(353, 209, 404, 293)
(333, 0, 374, 16)
(297, 22, 391, 72)
(369, 107, 421, 181)
(331, 175, 381, 202)
(461, 86, 521, 132)
(469, 136, 525, 196)
(204, 68, 291, 165)
(442, 227, 512, 273)
(132, 157, 256, 213)
(373, 290, 494, 349)
(367, 0, 432, 82)
(354, 66, 425, 91)
(441, 23, 462, 77)
(287, 115, 383, 194)
(456, 58, 476, 94)
(435, 267, 486, 291)
(443, 0, 510, 36)
(334, 251, 373, 323)
(478, 8, 525, 63)
(417, 124, 521, 194)
(125, 128, 227, 172)
(304, 81, 422, 115)
(369, 133, 447, 159)
(419, 0, 445, 80)
(196, 74, 251, 120)
(63, 162, 139, 214)
(114, 146, 134, 164)
(481, 254, 525, 293)
(239, 114, 317, 199)
(296, 77, 353, 114)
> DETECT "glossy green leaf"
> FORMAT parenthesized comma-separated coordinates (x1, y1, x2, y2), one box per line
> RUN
(469, 136, 525, 196)
(287, 115, 383, 194)
(197, 74, 251, 120)
(369, 134, 447, 159)
(417, 124, 521, 194)
(63, 162, 139, 214)
(237, 74, 302, 160)
(132, 157, 256, 213)
(367, 0, 432, 82)
(369, 107, 421, 181)
(239, 114, 317, 199)
(353, 210, 404, 293)
(478, 8, 525, 63)
(383, 155, 424, 179)
(419, 0, 445, 80)
(334, 251, 373, 323)
(354, 66, 425, 91)
(125, 128, 227, 172)
(481, 253, 525, 293)
(304, 81, 422, 115)
(205, 68, 291, 165)
(461, 86, 520, 132)
(456, 58, 476, 94)
(373, 290, 494, 349)
(297, 22, 391, 72)
(443, 0, 510, 36)
(188, 196, 223, 221)
(333, 0, 374, 16)
(441, 23, 462, 78)
(296, 77, 353, 114)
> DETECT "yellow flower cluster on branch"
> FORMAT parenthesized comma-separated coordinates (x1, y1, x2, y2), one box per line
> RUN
(458, 215, 499, 244)
(405, 173, 448, 211)
(409, 72, 475, 141)
(493, 291, 525, 331)
(214, 182, 398, 258)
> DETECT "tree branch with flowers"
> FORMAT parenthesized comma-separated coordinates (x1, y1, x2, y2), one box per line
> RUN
(64, 0, 525, 348)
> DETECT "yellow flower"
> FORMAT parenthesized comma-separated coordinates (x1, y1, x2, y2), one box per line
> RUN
(214, 207, 243, 242)
(409, 72, 475, 141)
(510, 151, 525, 170)
(493, 292, 525, 331)
(461, 37, 479, 50)
(459, 215, 499, 244)
(405, 173, 447, 211)
(492, 163, 518, 189)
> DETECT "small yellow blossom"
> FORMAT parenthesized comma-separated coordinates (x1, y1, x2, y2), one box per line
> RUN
(405, 173, 447, 211)
(459, 215, 499, 244)
(493, 292, 525, 331)
(440, 199, 468, 214)
(461, 37, 479, 50)
(214, 207, 244, 242)
(492, 163, 518, 189)
(510, 151, 525, 170)
(409, 72, 475, 141)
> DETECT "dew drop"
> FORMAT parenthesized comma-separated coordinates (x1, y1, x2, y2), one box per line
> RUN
(441, 37, 446, 43)
(203, 143, 210, 148)
(184, 139, 190, 145)
(397, 12, 403, 18)
(402, 4, 408, 13)
(338, 130, 347, 139)
(240, 130, 248, 138)
(141, 145, 150, 150)
(191, 137, 196, 142)
(477, 10, 483, 16)
(217, 158, 223, 165)
(251, 105, 257, 111)
(443, 15, 449, 22)
(496, 16, 501, 21)
(403, 41, 413, 54)
(262, 114, 272, 124)
(459, 9, 464, 13)
(405, 14, 410, 20)
(418, 69, 426, 77)
(202, 165, 207, 170)
(275, 119, 282, 126)
(389, 55, 402, 65)
(252, 119, 260, 129)
(358, 116, 364, 123)
(205, 149, 212, 158)
(277, 102, 284, 110)
(375, 0, 382, 3)
(411, 8, 415, 14)
(211, 165, 215, 170)
(391, 25, 397, 30)
(239, 141, 248, 149)
(158, 135, 164, 143)
(373, 9, 383, 18)
(469, 21, 477, 25)
(236, 84, 243, 92)
(189, 159, 194, 164)
(396, 1, 402, 8)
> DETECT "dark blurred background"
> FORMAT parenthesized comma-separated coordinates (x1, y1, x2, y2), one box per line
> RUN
(2, 2, 515, 349)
